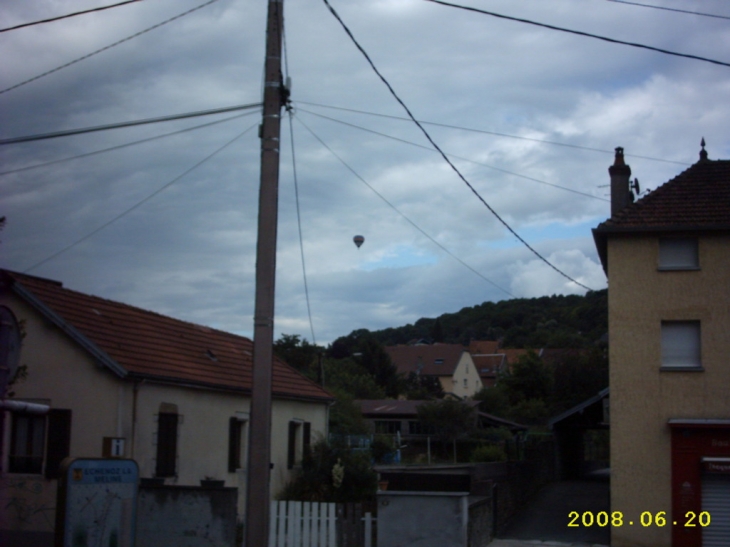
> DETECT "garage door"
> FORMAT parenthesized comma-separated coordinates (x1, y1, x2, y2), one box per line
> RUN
(702, 474, 730, 547)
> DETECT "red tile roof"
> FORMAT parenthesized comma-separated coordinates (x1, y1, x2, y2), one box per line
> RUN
(472, 354, 505, 375)
(593, 158, 730, 270)
(468, 340, 500, 355)
(596, 159, 730, 231)
(2, 271, 332, 402)
(385, 344, 467, 376)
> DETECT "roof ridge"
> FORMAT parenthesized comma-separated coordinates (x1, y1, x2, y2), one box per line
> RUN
(5, 269, 250, 342)
(2, 269, 332, 401)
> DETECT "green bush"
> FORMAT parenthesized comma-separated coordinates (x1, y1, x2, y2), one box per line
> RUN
(469, 444, 508, 463)
(276, 437, 377, 503)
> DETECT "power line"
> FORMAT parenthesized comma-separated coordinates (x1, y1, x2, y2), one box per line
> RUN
(1, 0, 143, 33)
(295, 114, 516, 299)
(296, 100, 689, 167)
(0, 103, 262, 145)
(425, 0, 730, 69)
(606, 0, 730, 21)
(286, 110, 317, 346)
(0, 0, 220, 96)
(24, 122, 257, 273)
(0, 111, 257, 177)
(322, 0, 593, 292)
(296, 107, 608, 202)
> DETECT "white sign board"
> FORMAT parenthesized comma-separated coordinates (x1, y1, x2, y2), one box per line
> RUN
(57, 458, 138, 547)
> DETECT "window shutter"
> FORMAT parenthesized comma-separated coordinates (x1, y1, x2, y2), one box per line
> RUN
(156, 412, 178, 477)
(287, 421, 297, 469)
(45, 409, 72, 479)
(228, 417, 240, 473)
(662, 321, 701, 367)
(659, 238, 699, 269)
(303, 422, 311, 459)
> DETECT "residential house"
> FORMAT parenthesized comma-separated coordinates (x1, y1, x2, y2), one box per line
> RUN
(356, 399, 526, 438)
(468, 341, 529, 389)
(385, 343, 483, 398)
(0, 270, 333, 543)
(592, 144, 730, 547)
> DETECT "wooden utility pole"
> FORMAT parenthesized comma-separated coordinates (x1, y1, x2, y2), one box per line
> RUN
(245, 0, 285, 545)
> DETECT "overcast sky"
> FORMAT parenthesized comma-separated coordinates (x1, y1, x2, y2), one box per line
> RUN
(2, 0, 728, 345)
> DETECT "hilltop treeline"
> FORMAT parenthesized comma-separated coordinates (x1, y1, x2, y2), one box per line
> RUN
(332, 289, 607, 352)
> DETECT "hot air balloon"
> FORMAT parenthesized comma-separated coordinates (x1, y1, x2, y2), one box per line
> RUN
(353, 235, 364, 249)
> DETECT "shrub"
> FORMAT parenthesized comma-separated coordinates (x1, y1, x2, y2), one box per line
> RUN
(276, 437, 377, 503)
(469, 444, 508, 463)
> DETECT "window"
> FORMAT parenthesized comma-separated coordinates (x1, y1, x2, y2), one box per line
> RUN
(287, 420, 311, 469)
(228, 417, 248, 472)
(9, 413, 45, 474)
(659, 238, 699, 270)
(8, 408, 71, 478)
(408, 421, 436, 436)
(374, 420, 401, 435)
(661, 321, 701, 369)
(156, 412, 179, 477)
(464, 378, 468, 388)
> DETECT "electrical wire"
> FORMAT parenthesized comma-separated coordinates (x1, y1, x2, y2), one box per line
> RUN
(425, 0, 730, 69)
(322, 0, 593, 292)
(0, 111, 257, 177)
(282, 19, 317, 345)
(1, 0, 220, 96)
(295, 114, 515, 299)
(297, 107, 608, 202)
(287, 110, 317, 346)
(296, 100, 689, 167)
(1, 0, 143, 33)
(0, 103, 262, 146)
(24, 122, 258, 273)
(606, 0, 730, 21)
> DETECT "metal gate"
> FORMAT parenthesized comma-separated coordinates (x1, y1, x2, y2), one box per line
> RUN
(701, 474, 730, 547)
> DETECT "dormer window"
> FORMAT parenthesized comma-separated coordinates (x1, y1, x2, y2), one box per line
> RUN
(434, 359, 444, 365)
(658, 238, 699, 270)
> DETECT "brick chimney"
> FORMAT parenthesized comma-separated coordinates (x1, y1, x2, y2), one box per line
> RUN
(609, 147, 632, 217)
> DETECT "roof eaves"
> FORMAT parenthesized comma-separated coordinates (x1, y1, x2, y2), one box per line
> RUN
(11, 279, 128, 379)
(127, 371, 334, 403)
(548, 387, 609, 429)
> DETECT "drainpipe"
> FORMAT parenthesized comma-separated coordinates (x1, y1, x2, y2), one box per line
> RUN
(131, 379, 144, 459)
(609, 147, 632, 217)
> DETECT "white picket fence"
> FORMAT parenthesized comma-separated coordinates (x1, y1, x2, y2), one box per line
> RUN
(268, 501, 374, 547)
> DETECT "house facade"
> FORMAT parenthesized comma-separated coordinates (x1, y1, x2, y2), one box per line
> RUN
(593, 145, 730, 547)
(0, 271, 332, 542)
(385, 343, 483, 398)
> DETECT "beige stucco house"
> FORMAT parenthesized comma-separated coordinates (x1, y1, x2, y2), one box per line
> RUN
(385, 343, 483, 399)
(593, 144, 730, 547)
(0, 270, 332, 542)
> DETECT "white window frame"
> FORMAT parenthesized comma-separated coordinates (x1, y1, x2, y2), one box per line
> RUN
(658, 237, 699, 271)
(661, 321, 702, 370)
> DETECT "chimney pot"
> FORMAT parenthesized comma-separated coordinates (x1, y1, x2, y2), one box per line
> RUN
(609, 146, 632, 217)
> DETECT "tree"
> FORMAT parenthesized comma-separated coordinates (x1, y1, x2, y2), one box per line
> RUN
(430, 318, 444, 343)
(321, 358, 385, 400)
(403, 372, 444, 400)
(499, 350, 553, 405)
(353, 336, 401, 397)
(417, 399, 476, 462)
(274, 334, 320, 374)
(550, 347, 608, 414)
(328, 394, 371, 436)
(473, 386, 510, 416)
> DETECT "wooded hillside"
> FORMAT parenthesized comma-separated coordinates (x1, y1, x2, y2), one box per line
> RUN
(332, 289, 607, 351)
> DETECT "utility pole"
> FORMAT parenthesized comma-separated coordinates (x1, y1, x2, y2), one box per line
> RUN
(245, 0, 286, 545)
